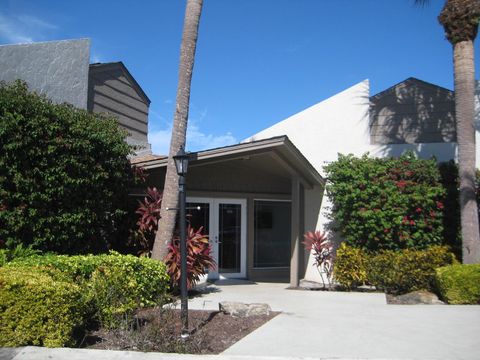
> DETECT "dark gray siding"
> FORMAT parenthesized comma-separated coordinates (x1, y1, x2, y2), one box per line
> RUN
(87, 63, 150, 153)
(370, 78, 455, 145)
(0, 39, 90, 109)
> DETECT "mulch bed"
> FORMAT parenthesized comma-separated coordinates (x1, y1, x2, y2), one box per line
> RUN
(83, 308, 278, 354)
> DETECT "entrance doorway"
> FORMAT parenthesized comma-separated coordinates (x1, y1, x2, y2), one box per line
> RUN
(186, 197, 247, 279)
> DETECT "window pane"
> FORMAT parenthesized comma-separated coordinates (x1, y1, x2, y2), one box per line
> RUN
(186, 202, 209, 235)
(254, 201, 291, 268)
(219, 203, 241, 273)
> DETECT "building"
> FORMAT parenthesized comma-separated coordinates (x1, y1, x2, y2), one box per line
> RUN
(0, 39, 152, 156)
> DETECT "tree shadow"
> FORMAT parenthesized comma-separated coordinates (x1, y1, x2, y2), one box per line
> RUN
(369, 78, 461, 159)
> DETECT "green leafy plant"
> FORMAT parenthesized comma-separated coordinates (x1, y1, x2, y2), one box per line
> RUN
(6, 252, 170, 328)
(303, 230, 333, 288)
(435, 264, 480, 304)
(333, 243, 368, 290)
(0, 266, 86, 347)
(324, 152, 445, 251)
(334, 243, 457, 294)
(165, 225, 215, 289)
(367, 245, 457, 294)
(0, 244, 41, 267)
(0, 80, 137, 253)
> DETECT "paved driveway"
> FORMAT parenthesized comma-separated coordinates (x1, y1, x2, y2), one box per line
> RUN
(187, 280, 480, 360)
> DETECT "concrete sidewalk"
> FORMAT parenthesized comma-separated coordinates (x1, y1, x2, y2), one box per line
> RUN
(187, 281, 480, 360)
(3, 281, 479, 360)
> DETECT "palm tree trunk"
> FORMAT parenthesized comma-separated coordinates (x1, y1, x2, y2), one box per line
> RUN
(453, 39, 480, 263)
(151, 0, 203, 260)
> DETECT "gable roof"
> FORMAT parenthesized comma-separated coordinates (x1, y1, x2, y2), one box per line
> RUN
(370, 77, 454, 102)
(89, 62, 151, 104)
(132, 136, 324, 188)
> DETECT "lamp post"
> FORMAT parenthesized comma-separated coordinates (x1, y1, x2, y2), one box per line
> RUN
(173, 146, 190, 339)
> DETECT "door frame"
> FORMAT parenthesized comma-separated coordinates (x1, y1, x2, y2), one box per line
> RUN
(187, 197, 247, 279)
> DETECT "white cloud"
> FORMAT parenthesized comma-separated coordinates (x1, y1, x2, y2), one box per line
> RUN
(16, 15, 57, 30)
(91, 53, 103, 63)
(0, 13, 33, 43)
(148, 123, 238, 155)
(148, 104, 237, 155)
(0, 12, 57, 44)
(148, 128, 172, 155)
(187, 123, 237, 150)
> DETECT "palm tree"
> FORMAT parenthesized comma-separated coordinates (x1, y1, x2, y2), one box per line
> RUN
(438, 0, 480, 263)
(416, 0, 479, 263)
(151, 0, 204, 260)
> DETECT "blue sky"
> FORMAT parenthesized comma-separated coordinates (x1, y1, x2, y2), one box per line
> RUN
(1, 0, 478, 154)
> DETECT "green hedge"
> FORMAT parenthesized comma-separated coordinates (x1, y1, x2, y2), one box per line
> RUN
(436, 264, 480, 304)
(8, 252, 170, 327)
(0, 267, 86, 347)
(367, 246, 457, 294)
(334, 244, 457, 294)
(0, 252, 170, 346)
(324, 153, 445, 251)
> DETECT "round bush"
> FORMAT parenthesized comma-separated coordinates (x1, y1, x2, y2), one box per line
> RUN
(436, 264, 480, 304)
(0, 80, 135, 253)
(0, 267, 86, 347)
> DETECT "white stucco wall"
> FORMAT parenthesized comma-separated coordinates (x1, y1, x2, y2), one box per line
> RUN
(245, 79, 480, 283)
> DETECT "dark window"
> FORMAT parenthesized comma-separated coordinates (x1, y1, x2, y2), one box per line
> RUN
(254, 201, 291, 268)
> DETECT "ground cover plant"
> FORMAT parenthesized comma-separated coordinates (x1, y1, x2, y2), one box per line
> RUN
(0, 80, 137, 254)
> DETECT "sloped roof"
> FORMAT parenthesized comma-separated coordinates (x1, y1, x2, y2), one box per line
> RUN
(131, 136, 324, 188)
(89, 61, 151, 104)
(370, 77, 453, 101)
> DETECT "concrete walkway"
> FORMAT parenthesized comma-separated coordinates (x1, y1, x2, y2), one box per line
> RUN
(187, 280, 480, 360)
(3, 281, 479, 360)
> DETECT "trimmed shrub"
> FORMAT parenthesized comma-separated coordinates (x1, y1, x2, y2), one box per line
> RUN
(435, 264, 480, 304)
(324, 152, 445, 251)
(334, 244, 457, 294)
(87, 254, 170, 328)
(0, 80, 137, 254)
(334, 243, 368, 290)
(7, 252, 170, 328)
(0, 267, 86, 347)
(367, 245, 457, 294)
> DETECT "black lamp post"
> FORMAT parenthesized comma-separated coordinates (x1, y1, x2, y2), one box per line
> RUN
(173, 146, 190, 339)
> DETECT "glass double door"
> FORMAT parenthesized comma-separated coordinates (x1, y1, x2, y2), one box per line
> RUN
(186, 197, 246, 279)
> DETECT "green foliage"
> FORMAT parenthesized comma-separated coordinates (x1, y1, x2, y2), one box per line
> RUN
(0, 244, 40, 267)
(7, 252, 170, 328)
(325, 152, 445, 251)
(0, 80, 136, 253)
(334, 244, 456, 294)
(367, 245, 457, 294)
(0, 266, 86, 347)
(333, 243, 368, 290)
(435, 264, 480, 304)
(87, 253, 170, 328)
(438, 161, 462, 260)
